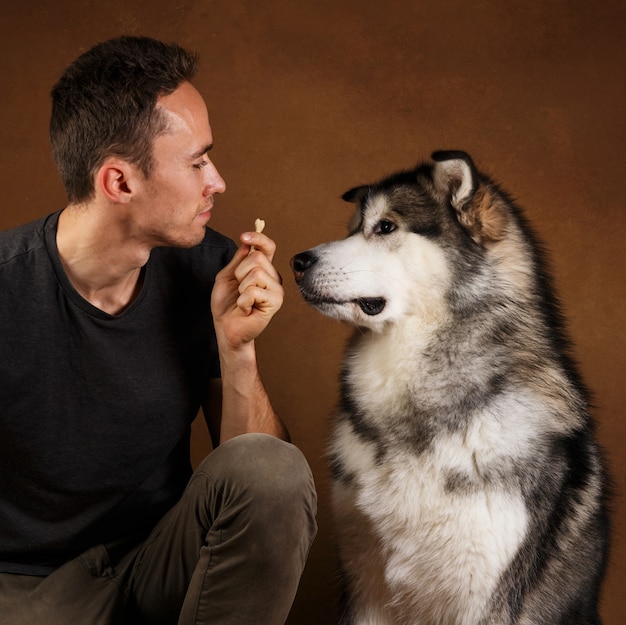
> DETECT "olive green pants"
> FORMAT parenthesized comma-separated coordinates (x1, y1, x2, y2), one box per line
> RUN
(0, 434, 318, 625)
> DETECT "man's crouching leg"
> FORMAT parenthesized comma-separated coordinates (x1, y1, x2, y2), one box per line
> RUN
(125, 434, 318, 625)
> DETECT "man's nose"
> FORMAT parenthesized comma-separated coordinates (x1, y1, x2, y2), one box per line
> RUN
(205, 161, 226, 195)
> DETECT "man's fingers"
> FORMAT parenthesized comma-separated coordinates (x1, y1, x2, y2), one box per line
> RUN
(242, 230, 276, 261)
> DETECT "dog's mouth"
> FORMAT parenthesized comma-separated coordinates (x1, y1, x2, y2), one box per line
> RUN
(355, 297, 386, 316)
(303, 294, 386, 316)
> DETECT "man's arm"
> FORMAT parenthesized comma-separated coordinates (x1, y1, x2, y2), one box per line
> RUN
(207, 228, 289, 444)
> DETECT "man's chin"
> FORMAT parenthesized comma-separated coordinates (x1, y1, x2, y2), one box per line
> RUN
(188, 225, 209, 247)
(166, 225, 208, 249)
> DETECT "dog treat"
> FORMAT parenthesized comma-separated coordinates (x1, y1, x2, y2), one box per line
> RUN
(250, 218, 265, 253)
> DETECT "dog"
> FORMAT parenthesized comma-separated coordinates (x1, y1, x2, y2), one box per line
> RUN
(290, 151, 611, 625)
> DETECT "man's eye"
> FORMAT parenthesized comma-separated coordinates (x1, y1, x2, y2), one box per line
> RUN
(374, 220, 396, 235)
(193, 160, 209, 169)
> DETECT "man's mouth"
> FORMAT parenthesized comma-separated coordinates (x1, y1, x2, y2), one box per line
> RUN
(197, 205, 212, 219)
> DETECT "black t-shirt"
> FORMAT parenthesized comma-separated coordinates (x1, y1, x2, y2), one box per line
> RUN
(0, 211, 236, 574)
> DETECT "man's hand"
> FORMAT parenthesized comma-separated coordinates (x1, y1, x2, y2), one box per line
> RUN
(211, 228, 284, 351)
(209, 226, 289, 443)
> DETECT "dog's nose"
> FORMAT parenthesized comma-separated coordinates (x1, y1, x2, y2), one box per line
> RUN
(290, 251, 318, 279)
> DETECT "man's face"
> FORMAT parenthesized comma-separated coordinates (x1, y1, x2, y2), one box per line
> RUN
(135, 81, 226, 248)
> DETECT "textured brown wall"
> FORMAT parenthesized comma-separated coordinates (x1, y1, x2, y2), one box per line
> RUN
(1, 2, 624, 623)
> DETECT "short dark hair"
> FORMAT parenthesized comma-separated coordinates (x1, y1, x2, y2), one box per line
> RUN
(50, 36, 199, 203)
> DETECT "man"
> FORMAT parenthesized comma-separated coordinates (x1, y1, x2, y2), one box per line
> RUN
(0, 36, 317, 624)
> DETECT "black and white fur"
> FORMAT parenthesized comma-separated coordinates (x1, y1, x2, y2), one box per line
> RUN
(291, 151, 611, 625)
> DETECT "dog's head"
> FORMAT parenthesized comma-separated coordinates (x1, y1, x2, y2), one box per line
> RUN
(291, 151, 516, 332)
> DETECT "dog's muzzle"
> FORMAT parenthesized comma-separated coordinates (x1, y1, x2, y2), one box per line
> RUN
(290, 251, 386, 316)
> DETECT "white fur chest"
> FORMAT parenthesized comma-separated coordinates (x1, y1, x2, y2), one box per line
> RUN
(344, 325, 438, 421)
(330, 414, 529, 625)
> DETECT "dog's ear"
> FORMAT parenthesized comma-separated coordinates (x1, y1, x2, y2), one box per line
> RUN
(431, 151, 507, 245)
(431, 150, 477, 210)
(342, 185, 369, 204)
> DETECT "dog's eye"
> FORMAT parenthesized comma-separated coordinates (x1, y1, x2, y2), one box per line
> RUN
(374, 220, 396, 235)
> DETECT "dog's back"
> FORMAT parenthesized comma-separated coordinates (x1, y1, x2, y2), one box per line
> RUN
(291, 151, 611, 625)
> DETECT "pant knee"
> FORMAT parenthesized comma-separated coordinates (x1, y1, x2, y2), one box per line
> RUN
(194, 433, 317, 528)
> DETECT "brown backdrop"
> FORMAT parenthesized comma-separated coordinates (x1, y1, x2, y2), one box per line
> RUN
(1, 1, 624, 623)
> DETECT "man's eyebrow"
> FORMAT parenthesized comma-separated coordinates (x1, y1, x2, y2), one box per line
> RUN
(189, 143, 214, 160)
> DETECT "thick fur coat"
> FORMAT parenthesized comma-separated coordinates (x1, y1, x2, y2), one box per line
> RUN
(291, 151, 611, 625)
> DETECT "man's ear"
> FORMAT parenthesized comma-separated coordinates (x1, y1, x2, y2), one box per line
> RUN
(96, 159, 137, 203)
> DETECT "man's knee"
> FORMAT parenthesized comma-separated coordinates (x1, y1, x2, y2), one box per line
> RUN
(194, 433, 317, 529)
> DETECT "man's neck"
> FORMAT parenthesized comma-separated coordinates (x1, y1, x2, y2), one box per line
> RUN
(56, 204, 152, 315)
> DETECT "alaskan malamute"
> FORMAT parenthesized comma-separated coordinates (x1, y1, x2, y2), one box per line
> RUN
(290, 151, 611, 625)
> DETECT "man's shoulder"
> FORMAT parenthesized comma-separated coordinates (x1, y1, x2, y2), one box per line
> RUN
(198, 227, 237, 253)
(194, 228, 238, 271)
(0, 213, 53, 267)
(147, 228, 236, 295)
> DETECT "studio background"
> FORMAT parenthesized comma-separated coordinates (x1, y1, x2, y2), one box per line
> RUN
(1, 1, 624, 623)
